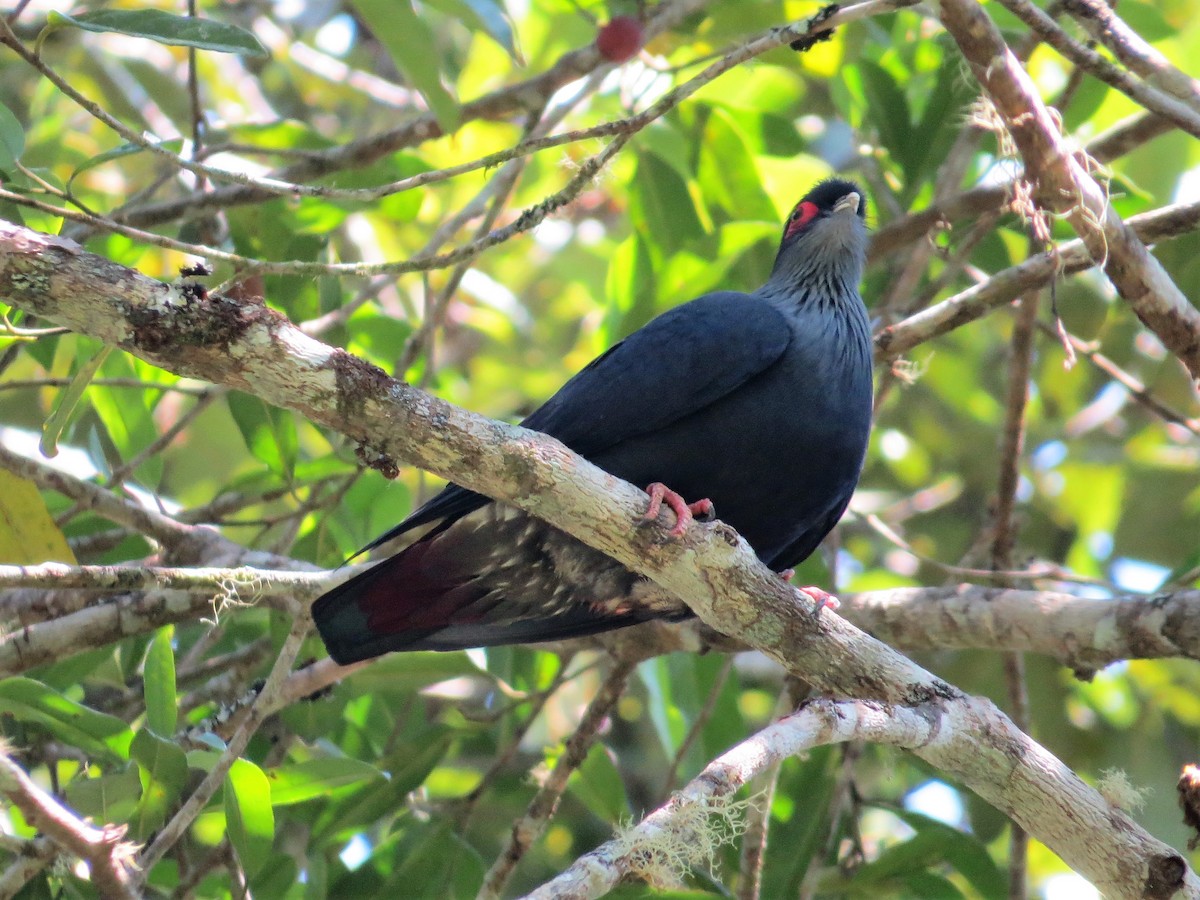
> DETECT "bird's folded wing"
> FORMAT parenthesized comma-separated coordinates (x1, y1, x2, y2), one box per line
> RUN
(521, 291, 791, 455)
(348, 291, 791, 552)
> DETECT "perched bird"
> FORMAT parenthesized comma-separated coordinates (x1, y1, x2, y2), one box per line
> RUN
(314, 179, 873, 664)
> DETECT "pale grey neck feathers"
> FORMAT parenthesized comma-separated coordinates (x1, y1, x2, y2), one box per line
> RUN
(757, 207, 868, 310)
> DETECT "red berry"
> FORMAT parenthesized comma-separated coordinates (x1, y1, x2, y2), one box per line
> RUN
(596, 16, 644, 63)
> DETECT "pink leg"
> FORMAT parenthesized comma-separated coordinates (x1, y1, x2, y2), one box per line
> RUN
(797, 585, 840, 612)
(643, 482, 714, 538)
(775, 570, 839, 611)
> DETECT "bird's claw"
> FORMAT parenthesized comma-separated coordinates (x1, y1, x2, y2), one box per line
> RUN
(797, 585, 840, 612)
(643, 482, 714, 537)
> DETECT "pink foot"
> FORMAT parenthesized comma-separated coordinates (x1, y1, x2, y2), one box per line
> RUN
(797, 585, 840, 612)
(776, 568, 795, 582)
(643, 482, 714, 537)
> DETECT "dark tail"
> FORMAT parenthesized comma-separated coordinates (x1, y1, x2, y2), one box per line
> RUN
(312, 537, 656, 664)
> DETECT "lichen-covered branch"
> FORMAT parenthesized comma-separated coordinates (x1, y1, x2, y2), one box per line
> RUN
(840, 585, 1200, 676)
(0, 220, 1193, 895)
(525, 698, 1194, 900)
(937, 0, 1200, 381)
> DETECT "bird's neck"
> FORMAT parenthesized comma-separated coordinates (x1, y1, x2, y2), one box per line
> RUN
(754, 260, 864, 311)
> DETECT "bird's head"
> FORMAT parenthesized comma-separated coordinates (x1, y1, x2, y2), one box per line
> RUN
(769, 179, 868, 290)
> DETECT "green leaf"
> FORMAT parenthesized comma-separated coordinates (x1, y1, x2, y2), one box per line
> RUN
(40, 344, 111, 459)
(858, 59, 913, 176)
(0, 677, 132, 761)
(143, 627, 176, 737)
(46, 9, 267, 56)
(228, 392, 298, 480)
(604, 232, 657, 344)
(88, 352, 166, 487)
(226, 758, 275, 877)
(424, 0, 518, 58)
(67, 138, 185, 190)
(65, 769, 142, 823)
(386, 731, 454, 797)
(891, 809, 1005, 897)
(129, 727, 189, 838)
(850, 808, 1003, 898)
(349, 0, 459, 130)
(381, 820, 485, 895)
(638, 656, 684, 757)
(697, 106, 776, 221)
(568, 743, 629, 821)
(266, 757, 385, 806)
(631, 150, 706, 256)
(344, 651, 483, 696)
(1117, 0, 1175, 41)
(0, 102, 25, 172)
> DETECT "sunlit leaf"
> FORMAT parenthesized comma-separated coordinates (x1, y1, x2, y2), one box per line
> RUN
(40, 344, 110, 459)
(46, 9, 267, 56)
(0, 102, 25, 171)
(0, 470, 75, 564)
(143, 627, 176, 737)
(0, 678, 132, 761)
(226, 758, 275, 877)
(266, 757, 385, 806)
(349, 0, 459, 130)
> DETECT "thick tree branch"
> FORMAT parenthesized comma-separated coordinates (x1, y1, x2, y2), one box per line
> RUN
(876, 197, 1200, 359)
(0, 222, 1193, 895)
(526, 698, 1191, 900)
(938, 0, 1200, 381)
(840, 585, 1200, 676)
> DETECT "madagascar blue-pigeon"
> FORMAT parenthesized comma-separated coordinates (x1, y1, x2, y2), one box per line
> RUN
(314, 179, 873, 663)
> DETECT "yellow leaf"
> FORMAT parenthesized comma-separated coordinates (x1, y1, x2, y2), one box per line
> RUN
(0, 469, 76, 564)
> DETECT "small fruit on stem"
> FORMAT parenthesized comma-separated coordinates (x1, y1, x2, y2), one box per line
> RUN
(596, 15, 644, 63)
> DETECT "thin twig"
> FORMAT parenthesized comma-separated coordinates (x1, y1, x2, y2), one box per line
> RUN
(992, 0, 1200, 138)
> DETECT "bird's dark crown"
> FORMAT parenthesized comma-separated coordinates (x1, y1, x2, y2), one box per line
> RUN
(779, 178, 867, 245)
(797, 178, 867, 217)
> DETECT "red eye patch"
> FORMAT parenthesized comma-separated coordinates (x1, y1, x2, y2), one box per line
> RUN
(784, 200, 819, 238)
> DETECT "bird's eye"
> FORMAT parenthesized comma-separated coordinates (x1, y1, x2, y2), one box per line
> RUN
(785, 201, 820, 238)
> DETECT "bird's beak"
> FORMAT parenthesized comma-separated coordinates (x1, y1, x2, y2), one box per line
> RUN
(833, 192, 861, 216)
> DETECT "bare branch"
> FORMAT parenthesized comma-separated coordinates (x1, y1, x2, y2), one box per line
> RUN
(991, 0, 1200, 138)
(938, 0, 1200, 380)
(876, 198, 1200, 359)
(1062, 0, 1200, 111)
(0, 749, 138, 898)
(525, 698, 1196, 899)
(1, 218, 1194, 893)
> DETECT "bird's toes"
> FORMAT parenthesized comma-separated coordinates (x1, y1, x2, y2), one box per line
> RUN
(688, 498, 716, 523)
(642, 483, 709, 537)
(797, 585, 840, 612)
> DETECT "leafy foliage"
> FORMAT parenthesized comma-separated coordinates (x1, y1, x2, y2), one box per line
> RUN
(0, 0, 1199, 896)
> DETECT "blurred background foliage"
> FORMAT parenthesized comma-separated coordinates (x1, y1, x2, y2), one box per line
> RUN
(1, 0, 1199, 896)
